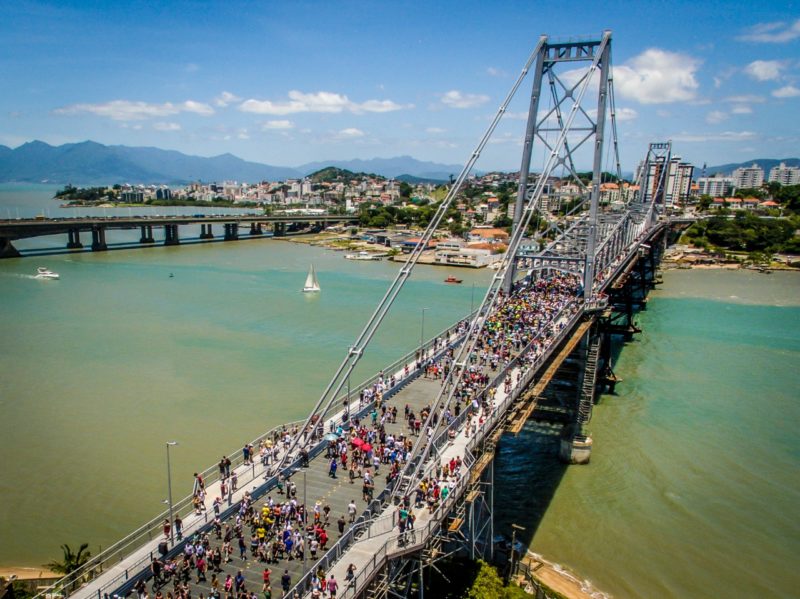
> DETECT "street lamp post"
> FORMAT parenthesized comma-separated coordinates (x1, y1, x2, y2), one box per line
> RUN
(420, 307, 429, 361)
(166, 441, 178, 544)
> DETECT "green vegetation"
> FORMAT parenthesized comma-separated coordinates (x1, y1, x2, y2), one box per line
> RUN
(357, 201, 466, 235)
(684, 212, 800, 254)
(464, 561, 532, 599)
(55, 185, 116, 202)
(45, 542, 91, 575)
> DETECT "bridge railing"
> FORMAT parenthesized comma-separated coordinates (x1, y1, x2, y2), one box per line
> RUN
(58, 315, 477, 599)
(34, 414, 309, 599)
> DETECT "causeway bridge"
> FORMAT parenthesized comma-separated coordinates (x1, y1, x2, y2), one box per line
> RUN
(0, 214, 356, 258)
(34, 31, 680, 599)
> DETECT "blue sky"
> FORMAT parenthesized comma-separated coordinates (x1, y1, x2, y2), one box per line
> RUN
(1, 0, 798, 172)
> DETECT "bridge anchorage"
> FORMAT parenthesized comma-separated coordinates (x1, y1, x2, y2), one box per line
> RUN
(34, 31, 683, 599)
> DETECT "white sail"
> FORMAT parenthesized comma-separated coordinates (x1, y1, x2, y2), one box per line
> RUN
(303, 264, 320, 292)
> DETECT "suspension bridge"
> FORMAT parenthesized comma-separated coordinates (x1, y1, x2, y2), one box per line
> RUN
(35, 30, 682, 599)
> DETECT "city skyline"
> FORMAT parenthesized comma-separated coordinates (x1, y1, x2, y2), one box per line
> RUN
(1, 0, 798, 172)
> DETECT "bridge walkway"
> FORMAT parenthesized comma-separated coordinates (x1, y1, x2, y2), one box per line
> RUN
(117, 370, 453, 598)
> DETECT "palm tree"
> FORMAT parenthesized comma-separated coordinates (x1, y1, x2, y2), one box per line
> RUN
(45, 543, 91, 576)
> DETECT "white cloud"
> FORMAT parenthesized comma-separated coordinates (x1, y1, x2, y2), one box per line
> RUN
(744, 60, 784, 81)
(723, 94, 766, 104)
(706, 110, 728, 124)
(773, 85, 800, 98)
(614, 107, 638, 121)
(670, 131, 757, 142)
(237, 129, 250, 140)
(181, 100, 214, 116)
(613, 49, 700, 104)
(486, 67, 506, 77)
(737, 19, 800, 43)
(440, 90, 490, 109)
(153, 122, 181, 131)
(239, 91, 408, 115)
(262, 120, 295, 130)
(214, 91, 242, 107)
(338, 127, 365, 138)
(426, 127, 446, 133)
(731, 105, 753, 114)
(54, 99, 214, 121)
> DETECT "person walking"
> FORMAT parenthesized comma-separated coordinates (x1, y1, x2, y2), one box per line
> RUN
(328, 457, 338, 478)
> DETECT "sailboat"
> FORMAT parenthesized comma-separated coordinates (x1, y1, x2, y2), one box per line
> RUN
(303, 264, 321, 293)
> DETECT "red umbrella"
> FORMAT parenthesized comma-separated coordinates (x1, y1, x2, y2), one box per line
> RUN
(351, 437, 364, 448)
(362, 443, 373, 453)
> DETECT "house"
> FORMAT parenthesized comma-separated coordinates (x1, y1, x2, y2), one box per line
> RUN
(468, 227, 510, 244)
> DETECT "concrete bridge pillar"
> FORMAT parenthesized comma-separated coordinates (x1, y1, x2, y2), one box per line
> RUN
(224, 223, 238, 241)
(139, 225, 155, 244)
(200, 224, 215, 239)
(0, 237, 20, 258)
(249, 222, 262, 235)
(67, 228, 83, 249)
(91, 226, 107, 251)
(164, 224, 180, 245)
(273, 222, 285, 237)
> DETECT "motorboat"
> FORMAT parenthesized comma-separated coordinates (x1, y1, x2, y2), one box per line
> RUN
(35, 267, 60, 280)
(303, 264, 321, 292)
(444, 276, 463, 284)
(344, 251, 383, 261)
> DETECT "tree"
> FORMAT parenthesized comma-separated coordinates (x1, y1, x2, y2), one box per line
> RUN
(45, 543, 91, 575)
(399, 182, 413, 198)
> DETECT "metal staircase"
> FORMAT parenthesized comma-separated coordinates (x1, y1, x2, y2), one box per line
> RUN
(577, 337, 600, 426)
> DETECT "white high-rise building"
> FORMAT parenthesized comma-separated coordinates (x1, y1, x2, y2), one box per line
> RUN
(696, 174, 735, 197)
(732, 163, 764, 189)
(768, 162, 800, 186)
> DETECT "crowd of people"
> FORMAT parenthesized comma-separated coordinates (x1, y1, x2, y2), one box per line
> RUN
(134, 273, 581, 599)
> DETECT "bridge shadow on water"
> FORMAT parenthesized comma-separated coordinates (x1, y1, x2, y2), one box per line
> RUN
(493, 420, 569, 551)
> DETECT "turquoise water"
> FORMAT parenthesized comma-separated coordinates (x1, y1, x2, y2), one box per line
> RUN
(0, 186, 490, 565)
(496, 269, 800, 598)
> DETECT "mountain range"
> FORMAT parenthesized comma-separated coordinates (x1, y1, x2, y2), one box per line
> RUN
(0, 140, 464, 185)
(704, 158, 800, 176)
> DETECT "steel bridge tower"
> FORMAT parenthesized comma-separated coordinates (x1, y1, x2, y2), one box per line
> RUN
(507, 31, 620, 300)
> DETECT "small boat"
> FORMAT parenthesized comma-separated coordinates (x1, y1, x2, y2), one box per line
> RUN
(35, 267, 60, 280)
(444, 276, 463, 284)
(303, 264, 321, 293)
(344, 251, 382, 261)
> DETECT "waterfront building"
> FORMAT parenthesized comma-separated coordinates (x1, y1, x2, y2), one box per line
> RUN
(768, 162, 800, 186)
(732, 163, 764, 189)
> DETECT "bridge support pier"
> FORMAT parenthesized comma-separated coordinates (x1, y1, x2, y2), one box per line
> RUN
(139, 225, 155, 244)
(273, 222, 285, 237)
(199, 224, 214, 239)
(91, 226, 107, 251)
(0, 237, 20, 258)
(249, 222, 263, 235)
(67, 228, 83, 249)
(224, 223, 239, 241)
(164, 224, 180, 246)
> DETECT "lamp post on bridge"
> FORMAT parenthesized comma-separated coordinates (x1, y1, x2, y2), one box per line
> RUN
(166, 441, 178, 544)
(420, 307, 430, 362)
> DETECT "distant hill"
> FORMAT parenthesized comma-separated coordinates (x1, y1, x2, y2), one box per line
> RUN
(0, 140, 301, 185)
(0, 141, 468, 185)
(308, 166, 379, 183)
(396, 173, 448, 184)
(705, 158, 800, 176)
(298, 155, 464, 181)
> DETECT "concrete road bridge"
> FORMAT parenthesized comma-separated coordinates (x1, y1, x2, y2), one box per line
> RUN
(34, 30, 683, 599)
(0, 214, 357, 257)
